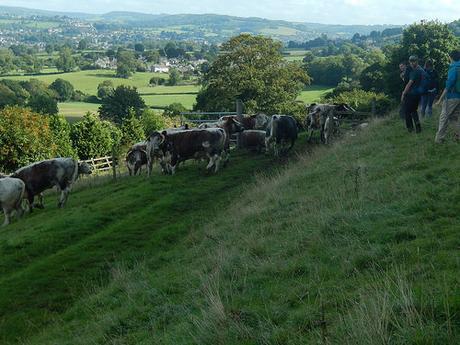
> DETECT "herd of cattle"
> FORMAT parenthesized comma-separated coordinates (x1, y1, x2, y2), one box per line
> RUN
(0, 103, 353, 226)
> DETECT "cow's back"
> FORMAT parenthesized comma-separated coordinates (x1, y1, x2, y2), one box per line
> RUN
(167, 129, 225, 158)
(12, 158, 77, 195)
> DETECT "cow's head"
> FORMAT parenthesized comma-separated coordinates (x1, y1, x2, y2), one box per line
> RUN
(222, 117, 244, 134)
(78, 162, 92, 175)
(333, 103, 355, 112)
(146, 131, 166, 152)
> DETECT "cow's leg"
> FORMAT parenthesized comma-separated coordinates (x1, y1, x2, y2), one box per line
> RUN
(147, 158, 153, 177)
(34, 193, 45, 209)
(308, 129, 314, 143)
(320, 129, 326, 144)
(206, 153, 216, 171)
(2, 208, 10, 227)
(58, 183, 72, 208)
(27, 194, 35, 213)
(213, 154, 222, 173)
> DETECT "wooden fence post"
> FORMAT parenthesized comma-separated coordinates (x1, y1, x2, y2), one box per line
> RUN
(111, 147, 117, 180)
(371, 97, 376, 118)
(236, 99, 243, 120)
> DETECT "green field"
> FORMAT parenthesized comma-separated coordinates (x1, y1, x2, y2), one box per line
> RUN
(1, 113, 459, 344)
(297, 85, 333, 103)
(58, 102, 101, 122)
(0, 70, 163, 95)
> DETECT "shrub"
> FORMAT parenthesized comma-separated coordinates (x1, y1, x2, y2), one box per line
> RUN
(28, 92, 59, 115)
(97, 80, 114, 100)
(120, 110, 146, 147)
(140, 109, 168, 135)
(0, 106, 56, 172)
(49, 78, 75, 102)
(49, 115, 76, 158)
(149, 76, 166, 86)
(329, 89, 393, 115)
(70, 112, 122, 160)
(99, 85, 145, 124)
(163, 103, 187, 117)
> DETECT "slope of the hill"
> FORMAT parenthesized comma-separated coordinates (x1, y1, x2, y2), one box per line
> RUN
(2, 115, 460, 344)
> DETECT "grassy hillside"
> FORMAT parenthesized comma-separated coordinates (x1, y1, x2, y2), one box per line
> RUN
(1, 114, 459, 344)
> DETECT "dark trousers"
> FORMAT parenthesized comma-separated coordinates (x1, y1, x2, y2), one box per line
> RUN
(420, 92, 436, 117)
(404, 94, 421, 132)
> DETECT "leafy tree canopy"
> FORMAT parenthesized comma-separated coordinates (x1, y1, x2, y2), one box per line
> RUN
(195, 34, 310, 114)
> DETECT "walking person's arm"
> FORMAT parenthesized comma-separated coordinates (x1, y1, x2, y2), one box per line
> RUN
(401, 80, 414, 102)
(435, 88, 447, 106)
(436, 67, 456, 105)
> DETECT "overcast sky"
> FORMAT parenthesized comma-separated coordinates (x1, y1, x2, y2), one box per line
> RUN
(1, 0, 458, 25)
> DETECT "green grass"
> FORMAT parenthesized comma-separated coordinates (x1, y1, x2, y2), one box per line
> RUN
(58, 102, 101, 122)
(0, 70, 200, 114)
(0, 70, 166, 95)
(297, 85, 333, 103)
(1, 112, 459, 344)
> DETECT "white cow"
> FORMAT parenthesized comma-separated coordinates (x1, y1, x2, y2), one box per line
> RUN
(0, 177, 25, 226)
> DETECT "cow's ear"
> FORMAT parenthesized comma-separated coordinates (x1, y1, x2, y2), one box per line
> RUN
(161, 130, 167, 136)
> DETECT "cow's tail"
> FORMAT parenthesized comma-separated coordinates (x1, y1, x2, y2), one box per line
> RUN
(15, 183, 25, 215)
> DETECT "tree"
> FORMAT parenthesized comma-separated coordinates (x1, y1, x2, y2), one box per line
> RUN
(145, 50, 160, 63)
(70, 112, 122, 160)
(49, 78, 75, 102)
(167, 68, 181, 86)
(28, 93, 58, 115)
(0, 49, 15, 75)
(0, 106, 56, 172)
(116, 50, 136, 78)
(78, 39, 88, 51)
(55, 47, 76, 73)
(120, 109, 145, 147)
(163, 103, 186, 117)
(45, 44, 54, 55)
(141, 109, 167, 135)
(134, 43, 145, 53)
(20, 55, 43, 74)
(97, 80, 114, 100)
(195, 34, 310, 114)
(49, 115, 76, 157)
(99, 85, 146, 124)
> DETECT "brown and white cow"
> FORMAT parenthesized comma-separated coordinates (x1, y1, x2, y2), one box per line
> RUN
(305, 103, 352, 144)
(0, 177, 25, 226)
(158, 128, 227, 174)
(11, 158, 92, 210)
(145, 125, 192, 176)
(237, 130, 267, 153)
(218, 114, 270, 131)
(126, 148, 148, 176)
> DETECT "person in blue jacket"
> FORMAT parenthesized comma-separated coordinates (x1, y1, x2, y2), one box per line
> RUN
(435, 50, 460, 143)
(420, 59, 439, 118)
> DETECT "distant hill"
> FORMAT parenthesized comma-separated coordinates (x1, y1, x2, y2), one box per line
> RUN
(0, 5, 401, 41)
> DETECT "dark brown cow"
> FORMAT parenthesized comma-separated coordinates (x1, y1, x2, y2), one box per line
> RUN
(11, 158, 92, 210)
(160, 128, 227, 174)
(237, 130, 267, 153)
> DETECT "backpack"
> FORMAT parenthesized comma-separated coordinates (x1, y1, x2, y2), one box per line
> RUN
(415, 68, 430, 95)
(456, 67, 460, 93)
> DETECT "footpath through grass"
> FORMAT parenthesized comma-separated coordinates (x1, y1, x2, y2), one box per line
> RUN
(1, 114, 460, 344)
